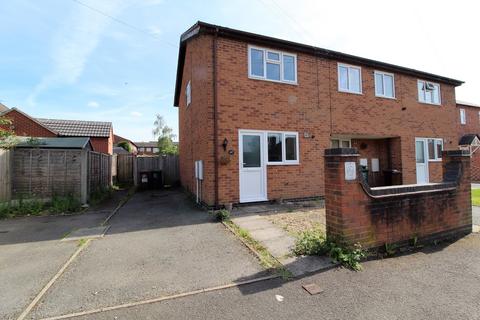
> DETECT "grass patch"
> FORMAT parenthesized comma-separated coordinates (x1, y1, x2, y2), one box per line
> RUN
(0, 198, 46, 219)
(472, 189, 480, 206)
(77, 238, 88, 247)
(224, 220, 292, 279)
(0, 194, 83, 219)
(293, 228, 366, 271)
(49, 194, 82, 214)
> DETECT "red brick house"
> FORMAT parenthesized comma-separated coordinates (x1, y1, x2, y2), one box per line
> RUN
(0, 107, 113, 154)
(174, 22, 464, 207)
(135, 141, 159, 155)
(457, 101, 480, 181)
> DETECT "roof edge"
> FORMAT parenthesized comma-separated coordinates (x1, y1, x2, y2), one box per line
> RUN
(174, 21, 464, 106)
(0, 108, 59, 135)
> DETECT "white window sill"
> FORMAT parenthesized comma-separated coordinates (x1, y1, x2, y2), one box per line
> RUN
(267, 162, 300, 166)
(418, 101, 441, 106)
(248, 75, 298, 86)
(375, 94, 396, 100)
(338, 89, 363, 95)
(428, 159, 442, 162)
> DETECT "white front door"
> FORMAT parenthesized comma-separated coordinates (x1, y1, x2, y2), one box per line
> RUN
(415, 138, 429, 184)
(239, 131, 267, 203)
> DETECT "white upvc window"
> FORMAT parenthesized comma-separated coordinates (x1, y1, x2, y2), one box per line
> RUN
(248, 46, 297, 84)
(186, 81, 191, 106)
(427, 138, 443, 161)
(331, 139, 351, 148)
(266, 131, 299, 165)
(374, 71, 395, 98)
(478, 111, 480, 124)
(338, 63, 362, 94)
(418, 80, 441, 105)
(460, 108, 466, 125)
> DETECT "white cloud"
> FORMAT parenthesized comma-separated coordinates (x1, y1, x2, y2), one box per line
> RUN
(130, 111, 143, 117)
(148, 26, 163, 36)
(87, 101, 100, 108)
(28, 0, 131, 105)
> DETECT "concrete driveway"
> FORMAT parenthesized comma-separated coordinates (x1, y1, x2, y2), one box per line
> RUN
(20, 190, 264, 319)
(0, 210, 111, 320)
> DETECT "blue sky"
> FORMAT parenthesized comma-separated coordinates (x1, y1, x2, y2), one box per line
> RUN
(1, 0, 478, 141)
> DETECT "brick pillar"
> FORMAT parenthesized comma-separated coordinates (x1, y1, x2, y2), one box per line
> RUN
(443, 150, 472, 229)
(324, 148, 361, 243)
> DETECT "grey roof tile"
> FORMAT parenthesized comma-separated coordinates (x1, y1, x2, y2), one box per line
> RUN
(37, 118, 112, 137)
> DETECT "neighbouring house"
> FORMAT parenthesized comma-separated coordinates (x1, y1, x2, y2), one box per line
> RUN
(174, 21, 464, 207)
(457, 100, 480, 181)
(135, 141, 159, 155)
(0, 107, 114, 154)
(0, 103, 9, 112)
(114, 134, 138, 154)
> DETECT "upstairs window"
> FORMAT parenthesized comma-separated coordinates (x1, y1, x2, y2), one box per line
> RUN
(248, 46, 297, 84)
(374, 71, 395, 98)
(460, 108, 466, 125)
(418, 80, 441, 105)
(331, 139, 351, 148)
(338, 64, 362, 94)
(186, 81, 191, 106)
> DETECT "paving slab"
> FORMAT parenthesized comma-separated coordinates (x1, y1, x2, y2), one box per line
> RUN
(232, 214, 333, 276)
(61, 225, 110, 241)
(249, 226, 286, 242)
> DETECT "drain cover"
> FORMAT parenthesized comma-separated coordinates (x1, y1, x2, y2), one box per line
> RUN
(61, 226, 110, 242)
(302, 283, 323, 295)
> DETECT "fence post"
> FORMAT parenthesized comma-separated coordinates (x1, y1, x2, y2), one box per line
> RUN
(80, 150, 88, 204)
(133, 155, 138, 186)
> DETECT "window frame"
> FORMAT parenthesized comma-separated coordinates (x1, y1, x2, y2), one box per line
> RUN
(331, 139, 351, 148)
(186, 80, 191, 107)
(460, 108, 466, 125)
(417, 80, 441, 105)
(427, 138, 444, 161)
(265, 131, 300, 165)
(337, 63, 362, 94)
(248, 45, 298, 85)
(374, 70, 395, 99)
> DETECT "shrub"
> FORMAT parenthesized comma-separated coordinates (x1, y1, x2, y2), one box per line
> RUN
(50, 194, 81, 214)
(212, 209, 230, 222)
(293, 228, 327, 256)
(293, 229, 366, 271)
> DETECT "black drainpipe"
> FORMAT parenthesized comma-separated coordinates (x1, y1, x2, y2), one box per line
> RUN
(213, 29, 219, 208)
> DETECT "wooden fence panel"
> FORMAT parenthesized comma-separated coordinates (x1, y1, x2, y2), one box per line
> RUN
(117, 154, 135, 184)
(87, 151, 112, 195)
(11, 149, 82, 200)
(162, 155, 179, 185)
(0, 149, 12, 202)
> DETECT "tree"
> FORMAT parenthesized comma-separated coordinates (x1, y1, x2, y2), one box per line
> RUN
(152, 114, 178, 155)
(117, 141, 133, 153)
(0, 117, 17, 149)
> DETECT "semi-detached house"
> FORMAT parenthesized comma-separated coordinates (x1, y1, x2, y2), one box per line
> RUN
(173, 21, 464, 208)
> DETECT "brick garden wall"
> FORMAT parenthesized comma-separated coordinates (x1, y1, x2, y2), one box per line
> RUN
(324, 148, 472, 249)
